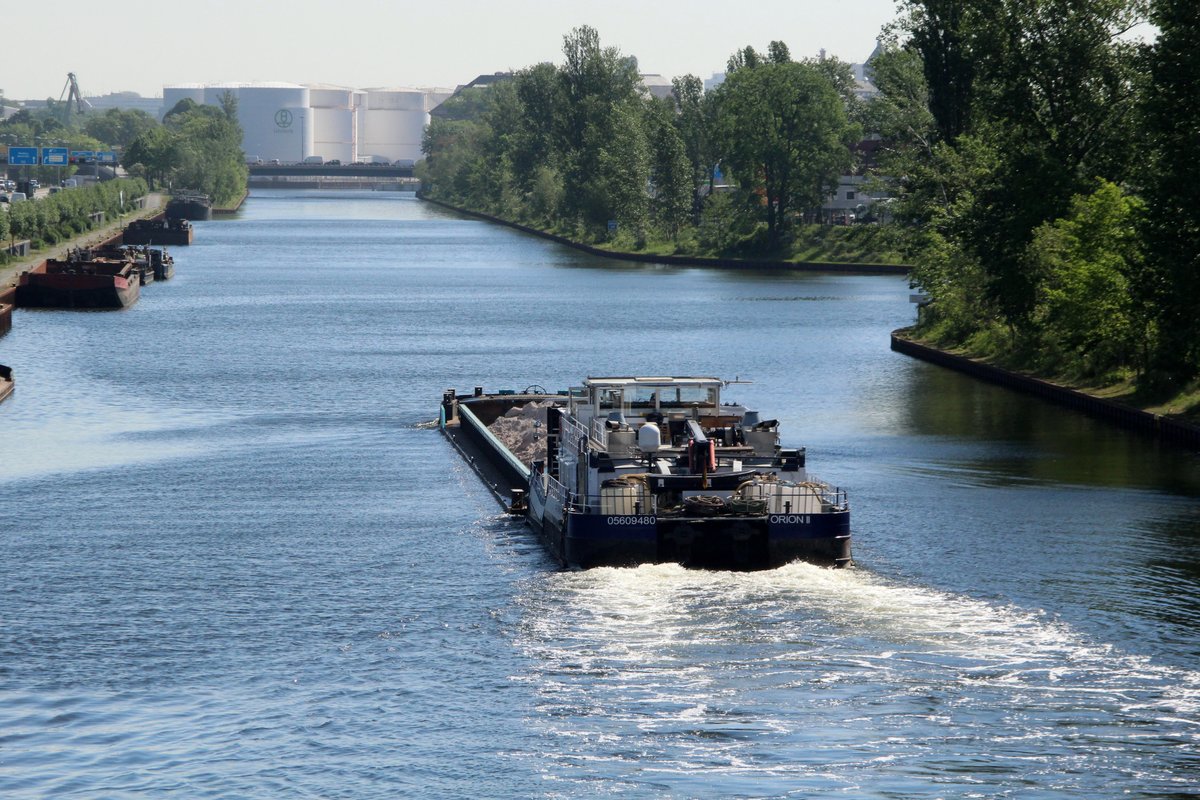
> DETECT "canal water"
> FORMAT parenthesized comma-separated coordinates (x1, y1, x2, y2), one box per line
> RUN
(1, 189, 1197, 798)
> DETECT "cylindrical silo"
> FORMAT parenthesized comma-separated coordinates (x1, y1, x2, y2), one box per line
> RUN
(226, 83, 312, 163)
(360, 88, 431, 163)
(309, 85, 357, 163)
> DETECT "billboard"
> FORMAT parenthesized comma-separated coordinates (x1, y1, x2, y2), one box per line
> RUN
(9, 147, 38, 165)
(41, 147, 69, 166)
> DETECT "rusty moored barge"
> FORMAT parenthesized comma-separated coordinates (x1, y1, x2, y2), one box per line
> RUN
(16, 251, 140, 309)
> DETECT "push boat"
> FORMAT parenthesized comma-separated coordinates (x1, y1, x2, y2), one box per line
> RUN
(440, 376, 851, 570)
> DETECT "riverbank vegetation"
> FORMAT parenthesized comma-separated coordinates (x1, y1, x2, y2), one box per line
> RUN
(419, 26, 906, 266)
(0, 177, 148, 262)
(882, 0, 1198, 416)
(124, 95, 247, 206)
(420, 5, 1198, 419)
(2, 92, 247, 207)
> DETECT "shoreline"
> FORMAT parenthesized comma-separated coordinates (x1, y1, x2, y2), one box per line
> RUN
(891, 329, 1200, 450)
(420, 195, 910, 275)
(1, 192, 168, 290)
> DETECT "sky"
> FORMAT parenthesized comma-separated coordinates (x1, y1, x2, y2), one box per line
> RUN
(4, 0, 900, 101)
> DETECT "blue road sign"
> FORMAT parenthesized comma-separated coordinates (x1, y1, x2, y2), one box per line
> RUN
(42, 147, 69, 166)
(9, 146, 37, 165)
(71, 150, 95, 162)
(97, 151, 117, 164)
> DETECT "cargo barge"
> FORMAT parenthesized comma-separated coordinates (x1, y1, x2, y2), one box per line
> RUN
(166, 193, 212, 222)
(16, 252, 140, 309)
(441, 376, 852, 570)
(123, 217, 193, 246)
(87, 244, 175, 282)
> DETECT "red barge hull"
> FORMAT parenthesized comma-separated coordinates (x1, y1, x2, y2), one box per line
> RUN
(16, 259, 140, 309)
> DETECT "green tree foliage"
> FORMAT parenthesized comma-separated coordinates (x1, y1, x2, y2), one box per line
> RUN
(885, 0, 1161, 390)
(670, 75, 715, 202)
(83, 108, 158, 148)
(420, 28, 862, 254)
(122, 101, 247, 205)
(712, 49, 859, 246)
(1026, 181, 1145, 378)
(123, 126, 183, 188)
(1138, 0, 1200, 387)
(0, 178, 147, 256)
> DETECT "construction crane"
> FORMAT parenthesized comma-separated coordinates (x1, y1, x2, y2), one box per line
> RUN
(58, 72, 91, 121)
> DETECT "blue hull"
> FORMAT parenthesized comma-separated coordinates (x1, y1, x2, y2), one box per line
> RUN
(544, 509, 851, 570)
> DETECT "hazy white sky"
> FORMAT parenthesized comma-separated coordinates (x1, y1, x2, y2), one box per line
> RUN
(6, 0, 900, 100)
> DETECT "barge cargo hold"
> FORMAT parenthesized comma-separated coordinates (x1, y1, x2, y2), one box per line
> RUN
(16, 255, 140, 309)
(441, 377, 852, 570)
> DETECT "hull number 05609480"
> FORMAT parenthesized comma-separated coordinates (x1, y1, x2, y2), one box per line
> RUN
(606, 516, 656, 526)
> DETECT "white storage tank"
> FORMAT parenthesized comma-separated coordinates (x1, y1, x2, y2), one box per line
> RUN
(309, 84, 359, 162)
(360, 88, 431, 163)
(223, 83, 312, 164)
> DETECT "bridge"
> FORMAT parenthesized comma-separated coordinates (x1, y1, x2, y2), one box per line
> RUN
(248, 163, 415, 178)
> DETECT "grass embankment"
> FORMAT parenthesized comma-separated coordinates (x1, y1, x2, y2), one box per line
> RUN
(569, 222, 908, 265)
(901, 325, 1200, 425)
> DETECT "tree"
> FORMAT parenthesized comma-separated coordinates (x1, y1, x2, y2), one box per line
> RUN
(557, 26, 645, 230)
(713, 53, 858, 246)
(1138, 0, 1200, 387)
(644, 98, 692, 238)
(672, 74, 716, 207)
(1026, 181, 1145, 377)
(84, 108, 158, 148)
(897, 0, 977, 143)
(889, 0, 1146, 327)
(123, 126, 183, 188)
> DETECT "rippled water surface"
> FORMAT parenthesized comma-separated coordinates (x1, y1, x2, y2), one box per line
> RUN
(1, 190, 1198, 798)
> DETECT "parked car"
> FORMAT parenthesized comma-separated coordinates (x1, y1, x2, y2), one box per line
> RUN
(325, 159, 341, 166)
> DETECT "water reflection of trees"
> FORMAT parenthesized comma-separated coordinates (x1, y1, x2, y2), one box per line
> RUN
(899, 363, 1200, 495)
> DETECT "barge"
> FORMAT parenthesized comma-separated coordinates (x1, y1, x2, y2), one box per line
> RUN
(123, 217, 193, 247)
(441, 376, 851, 570)
(0, 364, 12, 404)
(16, 251, 140, 309)
(87, 244, 175, 282)
(166, 193, 212, 222)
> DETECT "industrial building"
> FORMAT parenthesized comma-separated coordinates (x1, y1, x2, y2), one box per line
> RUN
(162, 82, 452, 164)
